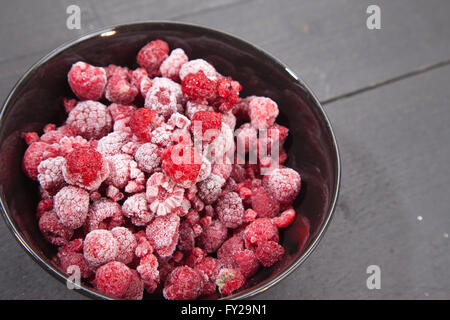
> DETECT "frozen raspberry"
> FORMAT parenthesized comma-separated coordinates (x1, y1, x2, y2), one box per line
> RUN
(63, 98, 78, 114)
(130, 68, 148, 87)
(66, 101, 112, 140)
(216, 268, 245, 296)
(216, 192, 244, 229)
(129, 108, 162, 142)
(22, 132, 39, 145)
(122, 270, 144, 300)
(250, 186, 280, 218)
(230, 164, 246, 183)
(179, 59, 217, 81)
(236, 123, 257, 155)
(146, 172, 184, 216)
(181, 70, 216, 104)
(212, 77, 241, 112)
(111, 227, 137, 265)
(145, 213, 180, 257)
(262, 168, 301, 205)
(106, 185, 124, 202)
(271, 208, 296, 228)
(194, 256, 220, 296)
(58, 251, 92, 278)
(196, 156, 212, 183)
(159, 48, 188, 81)
(163, 266, 204, 300)
(122, 193, 154, 226)
(197, 174, 226, 205)
(161, 144, 202, 188)
(144, 84, 177, 118)
(177, 221, 195, 252)
(248, 97, 279, 129)
(38, 210, 73, 246)
(105, 64, 129, 79)
(255, 240, 284, 267)
(212, 161, 232, 180)
(197, 220, 228, 253)
(204, 123, 235, 162)
(217, 235, 244, 268)
(96, 131, 131, 157)
(105, 74, 138, 105)
(22, 142, 60, 180)
(191, 110, 222, 143)
(137, 253, 159, 283)
(150, 77, 183, 103)
(39, 125, 74, 145)
(137, 40, 169, 76)
(184, 247, 205, 268)
(135, 234, 154, 258)
(86, 198, 123, 232)
(83, 229, 119, 267)
(168, 112, 190, 130)
(221, 111, 236, 131)
(36, 198, 53, 219)
(94, 261, 133, 298)
(134, 143, 161, 173)
(37, 156, 66, 194)
(184, 101, 213, 119)
(105, 153, 142, 190)
(150, 123, 173, 147)
(54, 186, 89, 229)
(108, 103, 136, 122)
(243, 208, 257, 223)
(68, 62, 107, 101)
(233, 249, 260, 278)
(243, 218, 279, 250)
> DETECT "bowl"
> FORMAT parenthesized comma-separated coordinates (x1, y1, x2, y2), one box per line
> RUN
(0, 22, 340, 300)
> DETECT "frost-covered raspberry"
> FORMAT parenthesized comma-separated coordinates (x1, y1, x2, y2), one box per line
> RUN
(216, 268, 245, 296)
(162, 144, 202, 188)
(262, 168, 301, 205)
(177, 221, 195, 252)
(191, 110, 222, 143)
(134, 143, 161, 173)
(197, 174, 226, 205)
(197, 220, 228, 253)
(137, 253, 160, 292)
(216, 192, 244, 229)
(271, 208, 296, 228)
(211, 77, 241, 112)
(54, 186, 89, 229)
(108, 103, 136, 122)
(94, 261, 133, 298)
(68, 62, 107, 101)
(233, 249, 260, 278)
(38, 210, 73, 246)
(251, 186, 280, 218)
(137, 40, 169, 76)
(145, 213, 180, 257)
(66, 101, 112, 140)
(62, 146, 109, 191)
(96, 131, 131, 157)
(163, 266, 204, 300)
(146, 172, 184, 217)
(37, 156, 66, 194)
(58, 135, 90, 156)
(145, 77, 182, 118)
(58, 250, 93, 278)
(179, 59, 217, 81)
(196, 156, 212, 183)
(159, 48, 188, 81)
(129, 108, 162, 142)
(204, 123, 235, 162)
(111, 227, 137, 265)
(181, 70, 216, 104)
(22, 142, 60, 180)
(122, 270, 144, 300)
(255, 240, 284, 267)
(217, 235, 244, 268)
(83, 229, 119, 267)
(105, 74, 139, 105)
(106, 153, 144, 191)
(122, 193, 154, 226)
(243, 218, 279, 250)
(86, 198, 123, 232)
(236, 123, 257, 155)
(194, 256, 220, 296)
(248, 97, 279, 129)
(184, 101, 213, 119)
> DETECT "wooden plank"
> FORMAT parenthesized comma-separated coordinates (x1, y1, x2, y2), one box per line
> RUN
(254, 65, 450, 299)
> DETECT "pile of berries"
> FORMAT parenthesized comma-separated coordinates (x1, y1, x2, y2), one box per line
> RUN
(22, 39, 309, 300)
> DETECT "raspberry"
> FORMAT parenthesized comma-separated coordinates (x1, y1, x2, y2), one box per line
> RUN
(54, 186, 89, 229)
(105, 64, 130, 79)
(39, 125, 74, 144)
(197, 220, 228, 253)
(68, 62, 107, 101)
(130, 68, 148, 88)
(221, 111, 236, 131)
(96, 131, 131, 157)
(179, 59, 217, 81)
(38, 210, 73, 246)
(137, 40, 169, 76)
(58, 251, 92, 278)
(161, 144, 202, 188)
(255, 240, 284, 267)
(94, 261, 133, 298)
(145, 84, 178, 119)
(211, 77, 241, 112)
(129, 108, 162, 141)
(83, 229, 119, 267)
(86, 198, 124, 232)
(62, 146, 109, 191)
(108, 104, 136, 122)
(105, 75, 139, 105)
(197, 174, 225, 205)
(177, 221, 195, 252)
(250, 186, 280, 218)
(122, 193, 154, 226)
(236, 123, 257, 155)
(145, 213, 180, 257)
(204, 123, 235, 162)
(168, 112, 190, 130)
(159, 48, 188, 81)
(66, 100, 112, 140)
(185, 247, 206, 267)
(243, 218, 279, 250)
(231, 164, 246, 183)
(163, 266, 204, 300)
(58, 136, 90, 156)
(212, 161, 232, 180)
(22, 142, 60, 180)
(184, 101, 213, 119)
(146, 172, 184, 216)
(36, 198, 53, 219)
(63, 98, 78, 114)
(233, 249, 260, 278)
(136, 253, 159, 284)
(243, 208, 257, 223)
(271, 208, 296, 228)
(122, 270, 144, 300)
(216, 192, 244, 229)
(133, 143, 161, 173)
(106, 185, 124, 202)
(248, 97, 279, 129)
(217, 235, 244, 268)
(105, 153, 143, 190)
(37, 156, 66, 194)
(194, 256, 220, 296)
(262, 168, 301, 205)
(181, 70, 216, 104)
(191, 110, 222, 143)
(22, 132, 39, 145)
(111, 227, 137, 265)
(216, 268, 245, 296)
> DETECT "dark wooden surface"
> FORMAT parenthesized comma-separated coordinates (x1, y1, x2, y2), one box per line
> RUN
(0, 0, 449, 299)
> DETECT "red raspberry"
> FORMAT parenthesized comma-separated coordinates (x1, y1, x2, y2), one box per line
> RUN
(86, 198, 124, 232)
(105, 153, 144, 192)
(54, 186, 89, 229)
(22, 142, 60, 180)
(231, 164, 246, 183)
(250, 186, 280, 218)
(62, 146, 109, 191)
(271, 208, 296, 228)
(191, 110, 222, 143)
(262, 168, 301, 205)
(179, 59, 217, 81)
(38, 210, 73, 246)
(216, 268, 245, 296)
(233, 249, 260, 278)
(134, 143, 161, 173)
(236, 123, 257, 155)
(217, 235, 244, 268)
(161, 144, 202, 188)
(185, 101, 213, 119)
(137, 254, 159, 285)
(97, 131, 131, 157)
(255, 240, 284, 267)
(68, 62, 107, 101)
(105, 64, 130, 79)
(137, 40, 169, 76)
(63, 98, 78, 114)
(177, 221, 195, 252)
(83, 229, 119, 267)
(185, 247, 206, 267)
(159, 48, 188, 81)
(122, 193, 154, 226)
(163, 266, 204, 300)
(181, 70, 216, 104)
(212, 77, 241, 112)
(146, 172, 184, 216)
(216, 192, 244, 229)
(22, 132, 39, 145)
(105, 74, 139, 105)
(248, 97, 279, 129)
(243, 218, 279, 250)
(94, 261, 133, 298)
(145, 213, 180, 257)
(122, 270, 144, 300)
(58, 251, 92, 278)
(144, 84, 178, 119)
(129, 108, 162, 141)
(130, 68, 148, 88)
(108, 103, 136, 122)
(197, 220, 228, 253)
(199, 216, 212, 227)
(37, 156, 66, 194)
(36, 198, 53, 219)
(66, 100, 112, 140)
(197, 174, 225, 205)
(243, 208, 257, 223)
(194, 256, 220, 296)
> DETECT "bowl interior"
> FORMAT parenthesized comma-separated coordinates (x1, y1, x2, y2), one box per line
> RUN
(0, 22, 339, 299)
